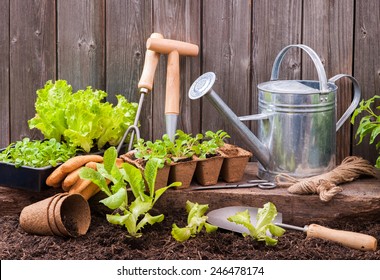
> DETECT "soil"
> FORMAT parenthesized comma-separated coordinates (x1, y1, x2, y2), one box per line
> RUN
(1, 202, 379, 260)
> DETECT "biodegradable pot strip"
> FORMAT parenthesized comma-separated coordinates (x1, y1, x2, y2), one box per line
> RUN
(53, 193, 91, 237)
(194, 156, 224, 186)
(168, 160, 197, 188)
(47, 193, 69, 236)
(19, 194, 57, 236)
(218, 144, 252, 183)
(20, 193, 91, 237)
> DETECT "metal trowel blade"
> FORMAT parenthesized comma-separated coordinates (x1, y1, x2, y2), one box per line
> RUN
(207, 206, 283, 234)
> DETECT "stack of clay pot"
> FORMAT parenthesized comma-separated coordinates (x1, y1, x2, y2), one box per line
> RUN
(19, 192, 91, 237)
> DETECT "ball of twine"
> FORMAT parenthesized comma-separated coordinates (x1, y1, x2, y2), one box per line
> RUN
(275, 156, 377, 202)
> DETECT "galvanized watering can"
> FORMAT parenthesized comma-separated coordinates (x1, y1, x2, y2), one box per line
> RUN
(188, 44, 361, 181)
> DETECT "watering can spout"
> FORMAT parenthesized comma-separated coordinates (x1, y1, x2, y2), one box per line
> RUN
(188, 72, 271, 169)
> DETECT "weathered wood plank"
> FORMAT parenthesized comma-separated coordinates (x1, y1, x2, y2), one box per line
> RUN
(250, 0, 302, 156)
(155, 163, 380, 226)
(0, 0, 379, 167)
(202, 0, 252, 150)
(152, 0, 201, 140)
(105, 0, 152, 140)
(57, 0, 105, 91)
(302, 0, 354, 164)
(352, 0, 380, 166)
(0, 0, 10, 147)
(2, 163, 379, 226)
(9, 0, 56, 142)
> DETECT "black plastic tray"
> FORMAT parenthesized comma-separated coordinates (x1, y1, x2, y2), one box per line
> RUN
(0, 160, 58, 192)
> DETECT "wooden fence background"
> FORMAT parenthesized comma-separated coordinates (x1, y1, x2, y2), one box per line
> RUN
(0, 0, 379, 165)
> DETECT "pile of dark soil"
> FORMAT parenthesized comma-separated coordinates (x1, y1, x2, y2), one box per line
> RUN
(1, 204, 379, 260)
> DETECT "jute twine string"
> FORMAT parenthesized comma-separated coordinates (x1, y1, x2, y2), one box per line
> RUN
(274, 156, 377, 202)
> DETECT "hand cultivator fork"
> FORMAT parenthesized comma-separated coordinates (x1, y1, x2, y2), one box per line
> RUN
(117, 33, 164, 154)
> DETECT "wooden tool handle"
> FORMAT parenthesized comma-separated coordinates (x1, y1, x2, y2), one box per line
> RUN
(306, 224, 377, 251)
(138, 33, 164, 91)
(165, 50, 180, 115)
(147, 37, 199, 56)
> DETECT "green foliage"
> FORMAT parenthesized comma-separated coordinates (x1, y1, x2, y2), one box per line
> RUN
(28, 80, 138, 152)
(351, 95, 380, 168)
(162, 131, 201, 162)
(79, 147, 181, 238)
(227, 202, 285, 246)
(205, 130, 231, 147)
(0, 138, 77, 168)
(133, 129, 230, 163)
(171, 200, 218, 242)
(133, 138, 172, 167)
(194, 130, 230, 159)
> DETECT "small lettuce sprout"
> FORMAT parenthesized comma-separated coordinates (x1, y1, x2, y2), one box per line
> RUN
(171, 200, 218, 242)
(227, 202, 285, 246)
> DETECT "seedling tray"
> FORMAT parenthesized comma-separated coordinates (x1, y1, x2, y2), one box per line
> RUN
(0, 147, 58, 192)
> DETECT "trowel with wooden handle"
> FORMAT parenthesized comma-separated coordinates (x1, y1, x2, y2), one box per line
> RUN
(165, 49, 180, 141)
(207, 206, 378, 251)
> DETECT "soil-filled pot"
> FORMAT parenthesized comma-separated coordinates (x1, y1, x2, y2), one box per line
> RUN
(194, 155, 224, 186)
(120, 150, 143, 168)
(168, 158, 197, 189)
(218, 143, 252, 183)
(120, 151, 170, 190)
(19, 193, 91, 237)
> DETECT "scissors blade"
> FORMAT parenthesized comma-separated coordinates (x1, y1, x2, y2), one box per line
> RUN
(191, 183, 257, 191)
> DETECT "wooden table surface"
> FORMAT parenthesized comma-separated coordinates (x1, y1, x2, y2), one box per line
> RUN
(1, 162, 380, 226)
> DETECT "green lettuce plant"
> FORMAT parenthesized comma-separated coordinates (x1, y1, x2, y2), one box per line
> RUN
(28, 80, 138, 152)
(227, 202, 285, 246)
(171, 200, 218, 242)
(351, 95, 380, 168)
(79, 146, 180, 238)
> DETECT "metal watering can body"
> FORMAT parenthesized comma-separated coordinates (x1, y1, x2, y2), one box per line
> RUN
(188, 44, 361, 181)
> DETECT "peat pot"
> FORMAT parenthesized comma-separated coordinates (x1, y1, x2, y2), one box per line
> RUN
(189, 44, 361, 181)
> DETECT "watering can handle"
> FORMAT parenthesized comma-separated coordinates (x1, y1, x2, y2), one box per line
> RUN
(271, 44, 329, 92)
(329, 74, 361, 132)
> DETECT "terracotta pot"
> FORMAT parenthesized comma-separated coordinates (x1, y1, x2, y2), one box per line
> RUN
(218, 144, 252, 183)
(168, 158, 197, 189)
(194, 155, 224, 186)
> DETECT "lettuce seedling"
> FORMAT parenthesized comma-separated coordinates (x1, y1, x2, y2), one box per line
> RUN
(227, 202, 285, 246)
(0, 138, 77, 168)
(80, 146, 180, 238)
(133, 138, 172, 167)
(171, 200, 218, 242)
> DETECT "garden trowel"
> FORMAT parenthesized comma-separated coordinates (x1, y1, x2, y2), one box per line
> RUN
(207, 206, 377, 251)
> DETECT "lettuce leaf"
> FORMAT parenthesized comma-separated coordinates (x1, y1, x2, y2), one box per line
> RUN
(171, 200, 218, 242)
(228, 202, 285, 246)
(28, 80, 137, 152)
